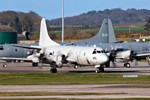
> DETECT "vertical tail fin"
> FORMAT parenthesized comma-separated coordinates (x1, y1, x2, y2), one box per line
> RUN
(94, 18, 116, 43)
(39, 18, 60, 47)
(72, 18, 116, 46)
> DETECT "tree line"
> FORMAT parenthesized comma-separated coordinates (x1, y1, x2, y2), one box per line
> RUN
(0, 9, 150, 35)
(0, 11, 41, 34)
(49, 8, 150, 26)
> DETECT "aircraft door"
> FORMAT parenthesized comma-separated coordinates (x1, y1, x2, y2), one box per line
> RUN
(78, 49, 89, 65)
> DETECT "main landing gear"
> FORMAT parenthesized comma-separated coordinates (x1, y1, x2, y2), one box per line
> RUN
(95, 65, 104, 73)
(124, 62, 131, 68)
(50, 68, 57, 73)
(3, 63, 7, 68)
(50, 62, 57, 73)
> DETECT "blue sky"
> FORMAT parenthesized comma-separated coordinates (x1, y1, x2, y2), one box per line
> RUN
(0, 0, 149, 20)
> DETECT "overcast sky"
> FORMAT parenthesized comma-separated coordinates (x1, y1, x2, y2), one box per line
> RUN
(0, 0, 149, 20)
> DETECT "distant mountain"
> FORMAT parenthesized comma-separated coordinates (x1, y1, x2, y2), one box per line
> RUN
(49, 8, 150, 26)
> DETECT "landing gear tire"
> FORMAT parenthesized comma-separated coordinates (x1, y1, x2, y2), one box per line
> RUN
(99, 67, 104, 72)
(3, 64, 7, 68)
(146, 57, 150, 65)
(105, 62, 110, 68)
(74, 65, 78, 69)
(50, 68, 57, 73)
(95, 68, 100, 73)
(95, 66, 104, 73)
(50, 62, 57, 73)
(124, 63, 130, 68)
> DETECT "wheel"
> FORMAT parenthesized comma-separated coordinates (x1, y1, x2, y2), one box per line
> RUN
(105, 62, 110, 67)
(124, 63, 126, 67)
(95, 66, 104, 73)
(3, 64, 7, 68)
(95, 68, 100, 73)
(50, 68, 57, 73)
(124, 63, 130, 68)
(74, 65, 78, 69)
(146, 57, 150, 65)
(126, 63, 131, 68)
(99, 67, 104, 72)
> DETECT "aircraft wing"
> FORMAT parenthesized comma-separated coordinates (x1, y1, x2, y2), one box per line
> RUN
(66, 58, 76, 63)
(11, 44, 42, 50)
(0, 57, 33, 62)
(135, 51, 150, 60)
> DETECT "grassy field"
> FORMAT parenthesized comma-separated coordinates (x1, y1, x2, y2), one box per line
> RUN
(114, 25, 145, 33)
(84, 25, 146, 34)
(49, 25, 146, 35)
(0, 73, 149, 99)
(0, 73, 150, 85)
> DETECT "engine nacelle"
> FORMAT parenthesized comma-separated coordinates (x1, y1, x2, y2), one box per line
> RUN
(56, 56, 63, 67)
(47, 55, 65, 67)
(27, 55, 39, 63)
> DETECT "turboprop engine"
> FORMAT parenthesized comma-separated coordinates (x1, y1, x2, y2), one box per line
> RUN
(47, 54, 68, 68)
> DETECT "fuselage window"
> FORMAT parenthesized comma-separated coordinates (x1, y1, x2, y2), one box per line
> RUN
(93, 57, 97, 60)
(15, 49, 17, 52)
(49, 52, 52, 55)
(97, 51, 101, 53)
(0, 46, 4, 50)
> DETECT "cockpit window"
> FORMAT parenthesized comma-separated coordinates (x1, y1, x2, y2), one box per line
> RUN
(97, 51, 101, 53)
(101, 50, 105, 53)
(92, 49, 105, 54)
(93, 51, 96, 54)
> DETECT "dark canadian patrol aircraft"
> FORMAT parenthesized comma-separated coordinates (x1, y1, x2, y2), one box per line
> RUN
(64, 18, 150, 69)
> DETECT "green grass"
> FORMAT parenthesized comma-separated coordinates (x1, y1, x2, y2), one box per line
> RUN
(114, 25, 145, 33)
(49, 25, 146, 35)
(0, 73, 150, 85)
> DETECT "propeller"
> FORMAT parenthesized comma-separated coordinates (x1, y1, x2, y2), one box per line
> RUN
(56, 50, 68, 64)
(109, 50, 116, 62)
(129, 50, 137, 62)
(104, 50, 116, 67)
(27, 47, 46, 67)
(61, 50, 73, 64)
(127, 50, 139, 66)
(106, 45, 118, 67)
(61, 54, 68, 64)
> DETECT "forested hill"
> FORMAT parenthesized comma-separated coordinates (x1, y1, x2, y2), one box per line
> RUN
(0, 9, 150, 34)
(0, 11, 42, 33)
(49, 8, 150, 26)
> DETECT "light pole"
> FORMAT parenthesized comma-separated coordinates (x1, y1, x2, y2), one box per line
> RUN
(62, 0, 64, 43)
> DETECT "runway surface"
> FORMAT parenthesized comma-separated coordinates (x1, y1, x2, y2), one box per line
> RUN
(0, 62, 150, 99)
(0, 84, 150, 99)
(0, 61, 150, 75)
